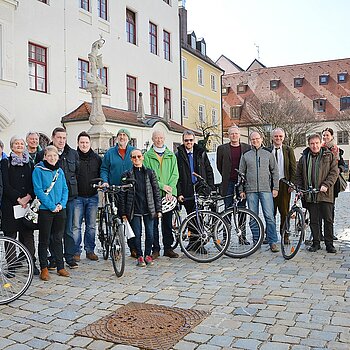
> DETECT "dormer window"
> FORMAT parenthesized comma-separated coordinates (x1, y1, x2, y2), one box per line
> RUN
(270, 79, 280, 90)
(338, 73, 347, 83)
(237, 84, 248, 94)
(294, 77, 304, 87)
(319, 75, 329, 85)
(196, 39, 206, 55)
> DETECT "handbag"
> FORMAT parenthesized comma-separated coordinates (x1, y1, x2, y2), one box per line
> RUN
(338, 173, 347, 192)
(22, 170, 59, 230)
(123, 219, 135, 239)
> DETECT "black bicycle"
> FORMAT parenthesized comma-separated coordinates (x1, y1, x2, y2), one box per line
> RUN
(92, 179, 133, 277)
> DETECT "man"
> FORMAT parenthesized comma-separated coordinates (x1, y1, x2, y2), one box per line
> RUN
(295, 133, 338, 253)
(217, 125, 250, 209)
(73, 132, 102, 261)
(143, 130, 179, 259)
(239, 131, 280, 252)
(270, 128, 296, 243)
(0, 139, 8, 160)
(26, 131, 42, 163)
(37, 127, 80, 268)
(100, 128, 136, 257)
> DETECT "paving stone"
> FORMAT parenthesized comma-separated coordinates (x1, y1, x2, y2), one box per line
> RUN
(260, 342, 290, 350)
(232, 338, 262, 349)
(208, 335, 233, 347)
(173, 340, 198, 350)
(25, 338, 51, 349)
(184, 333, 212, 343)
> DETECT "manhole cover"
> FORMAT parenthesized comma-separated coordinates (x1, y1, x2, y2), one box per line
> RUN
(76, 302, 209, 350)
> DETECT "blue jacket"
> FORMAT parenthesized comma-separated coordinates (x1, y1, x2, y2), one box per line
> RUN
(32, 162, 68, 211)
(100, 144, 135, 185)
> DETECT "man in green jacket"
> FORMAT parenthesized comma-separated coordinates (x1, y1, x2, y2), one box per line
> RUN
(143, 130, 179, 258)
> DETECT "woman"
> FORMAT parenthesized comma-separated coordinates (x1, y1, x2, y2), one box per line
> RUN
(1, 136, 39, 275)
(32, 145, 69, 281)
(322, 128, 345, 240)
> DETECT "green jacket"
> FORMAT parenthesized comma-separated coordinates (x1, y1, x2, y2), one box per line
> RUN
(143, 146, 179, 197)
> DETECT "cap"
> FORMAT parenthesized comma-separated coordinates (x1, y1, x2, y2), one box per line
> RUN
(117, 128, 131, 140)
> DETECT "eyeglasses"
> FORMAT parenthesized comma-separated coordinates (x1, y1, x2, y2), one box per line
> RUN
(184, 139, 194, 143)
(131, 155, 142, 159)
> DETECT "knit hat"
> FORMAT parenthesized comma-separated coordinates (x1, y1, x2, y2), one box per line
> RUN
(117, 128, 131, 140)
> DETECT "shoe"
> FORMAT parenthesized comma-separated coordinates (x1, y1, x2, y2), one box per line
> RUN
(86, 252, 99, 261)
(145, 256, 154, 266)
(137, 256, 146, 267)
(270, 243, 280, 253)
(40, 267, 50, 281)
(33, 265, 40, 276)
(283, 233, 290, 245)
(164, 249, 179, 258)
(73, 254, 81, 262)
(130, 249, 138, 259)
(262, 238, 268, 244)
(308, 244, 321, 252)
(239, 237, 251, 245)
(151, 251, 160, 260)
(48, 260, 57, 271)
(326, 246, 336, 253)
(67, 261, 78, 269)
(332, 235, 338, 241)
(57, 269, 70, 277)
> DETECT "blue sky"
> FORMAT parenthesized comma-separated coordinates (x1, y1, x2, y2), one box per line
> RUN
(185, 0, 350, 69)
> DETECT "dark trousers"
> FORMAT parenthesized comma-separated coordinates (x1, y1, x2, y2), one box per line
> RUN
(273, 180, 291, 234)
(153, 211, 173, 252)
(39, 209, 66, 271)
(4, 228, 35, 261)
(308, 202, 334, 247)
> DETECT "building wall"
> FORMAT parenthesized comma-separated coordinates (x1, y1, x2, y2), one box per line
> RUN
(0, 0, 180, 149)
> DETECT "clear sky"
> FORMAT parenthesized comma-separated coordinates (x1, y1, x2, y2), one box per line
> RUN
(185, 0, 350, 70)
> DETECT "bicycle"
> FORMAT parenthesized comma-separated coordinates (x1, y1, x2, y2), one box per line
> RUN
(92, 178, 134, 277)
(0, 235, 34, 304)
(280, 179, 319, 259)
(177, 173, 231, 263)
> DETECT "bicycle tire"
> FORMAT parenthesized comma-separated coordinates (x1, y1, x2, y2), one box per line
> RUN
(281, 207, 305, 260)
(171, 210, 181, 250)
(0, 236, 34, 305)
(110, 223, 126, 277)
(178, 210, 230, 263)
(221, 207, 264, 258)
(98, 208, 110, 260)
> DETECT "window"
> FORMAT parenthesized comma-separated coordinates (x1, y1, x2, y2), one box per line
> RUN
(98, 67, 108, 92)
(337, 131, 349, 145)
(164, 87, 171, 118)
(319, 75, 329, 85)
(126, 9, 136, 45)
(98, 0, 107, 20)
(295, 133, 306, 147)
(163, 30, 171, 61)
(198, 105, 205, 123)
(150, 82, 158, 115)
(338, 73, 347, 83)
(197, 66, 204, 86)
(28, 42, 47, 92)
(340, 96, 350, 111)
(80, 0, 89, 11)
(181, 57, 187, 78)
(149, 22, 158, 55)
(237, 84, 247, 94)
(211, 108, 218, 125)
(210, 74, 217, 91)
(182, 98, 188, 118)
(270, 79, 280, 90)
(313, 98, 326, 112)
(230, 106, 242, 119)
(127, 75, 137, 111)
(222, 87, 229, 95)
(294, 77, 304, 87)
(78, 59, 89, 89)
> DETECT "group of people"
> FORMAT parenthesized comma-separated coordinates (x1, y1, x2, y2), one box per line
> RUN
(0, 124, 344, 280)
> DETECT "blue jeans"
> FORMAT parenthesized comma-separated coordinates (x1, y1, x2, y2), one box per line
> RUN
(225, 180, 246, 210)
(130, 215, 154, 257)
(153, 211, 173, 252)
(72, 194, 99, 254)
(246, 192, 278, 245)
(63, 198, 77, 263)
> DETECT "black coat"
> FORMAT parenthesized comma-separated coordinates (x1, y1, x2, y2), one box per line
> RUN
(1, 157, 35, 232)
(176, 144, 214, 198)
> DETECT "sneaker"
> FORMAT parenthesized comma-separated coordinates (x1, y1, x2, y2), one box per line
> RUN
(48, 260, 57, 271)
(73, 254, 81, 262)
(270, 243, 280, 253)
(308, 244, 321, 252)
(130, 249, 138, 259)
(145, 256, 154, 266)
(40, 267, 50, 281)
(86, 252, 99, 261)
(151, 251, 160, 260)
(67, 261, 78, 269)
(33, 265, 40, 276)
(164, 249, 179, 258)
(57, 268, 70, 277)
(137, 256, 146, 267)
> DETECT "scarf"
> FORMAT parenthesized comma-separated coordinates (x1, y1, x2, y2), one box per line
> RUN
(153, 145, 166, 156)
(43, 160, 60, 171)
(306, 149, 323, 202)
(10, 151, 30, 166)
(77, 148, 94, 160)
(322, 140, 339, 160)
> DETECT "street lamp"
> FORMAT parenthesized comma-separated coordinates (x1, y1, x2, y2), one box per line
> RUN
(263, 123, 272, 147)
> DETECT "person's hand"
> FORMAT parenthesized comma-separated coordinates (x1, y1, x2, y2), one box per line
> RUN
(122, 215, 128, 221)
(320, 185, 328, 193)
(102, 182, 109, 188)
(240, 192, 246, 200)
(157, 212, 162, 218)
(272, 189, 279, 198)
(53, 204, 61, 212)
(178, 195, 184, 203)
(288, 186, 294, 193)
(165, 193, 173, 201)
(18, 195, 31, 208)
(163, 185, 172, 194)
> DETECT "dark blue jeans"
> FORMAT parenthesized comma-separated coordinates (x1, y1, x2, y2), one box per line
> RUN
(152, 211, 173, 252)
(130, 214, 154, 257)
(225, 180, 246, 209)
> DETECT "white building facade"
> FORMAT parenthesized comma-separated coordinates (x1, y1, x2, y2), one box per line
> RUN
(0, 0, 181, 148)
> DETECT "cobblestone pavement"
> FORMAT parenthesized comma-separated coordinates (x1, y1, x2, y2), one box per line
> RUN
(1, 192, 350, 350)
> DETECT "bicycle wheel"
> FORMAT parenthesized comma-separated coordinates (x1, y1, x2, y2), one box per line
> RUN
(0, 236, 34, 305)
(222, 207, 264, 258)
(110, 223, 126, 277)
(281, 207, 305, 260)
(179, 210, 230, 263)
(98, 208, 110, 260)
(171, 209, 181, 250)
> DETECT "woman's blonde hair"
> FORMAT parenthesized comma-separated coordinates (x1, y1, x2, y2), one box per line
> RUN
(44, 145, 59, 155)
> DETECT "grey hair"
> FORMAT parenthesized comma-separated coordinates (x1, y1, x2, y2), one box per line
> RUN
(10, 135, 25, 150)
(182, 130, 195, 138)
(228, 125, 240, 134)
(307, 133, 322, 144)
(271, 128, 285, 136)
(26, 131, 40, 139)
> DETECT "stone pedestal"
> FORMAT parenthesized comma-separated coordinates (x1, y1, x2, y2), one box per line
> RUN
(88, 125, 113, 155)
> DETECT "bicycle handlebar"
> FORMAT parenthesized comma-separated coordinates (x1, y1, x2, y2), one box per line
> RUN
(90, 178, 134, 192)
(281, 178, 320, 194)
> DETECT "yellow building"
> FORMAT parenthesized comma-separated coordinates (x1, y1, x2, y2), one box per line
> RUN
(179, 6, 223, 151)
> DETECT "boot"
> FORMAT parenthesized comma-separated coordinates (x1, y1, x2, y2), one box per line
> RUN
(40, 267, 50, 281)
